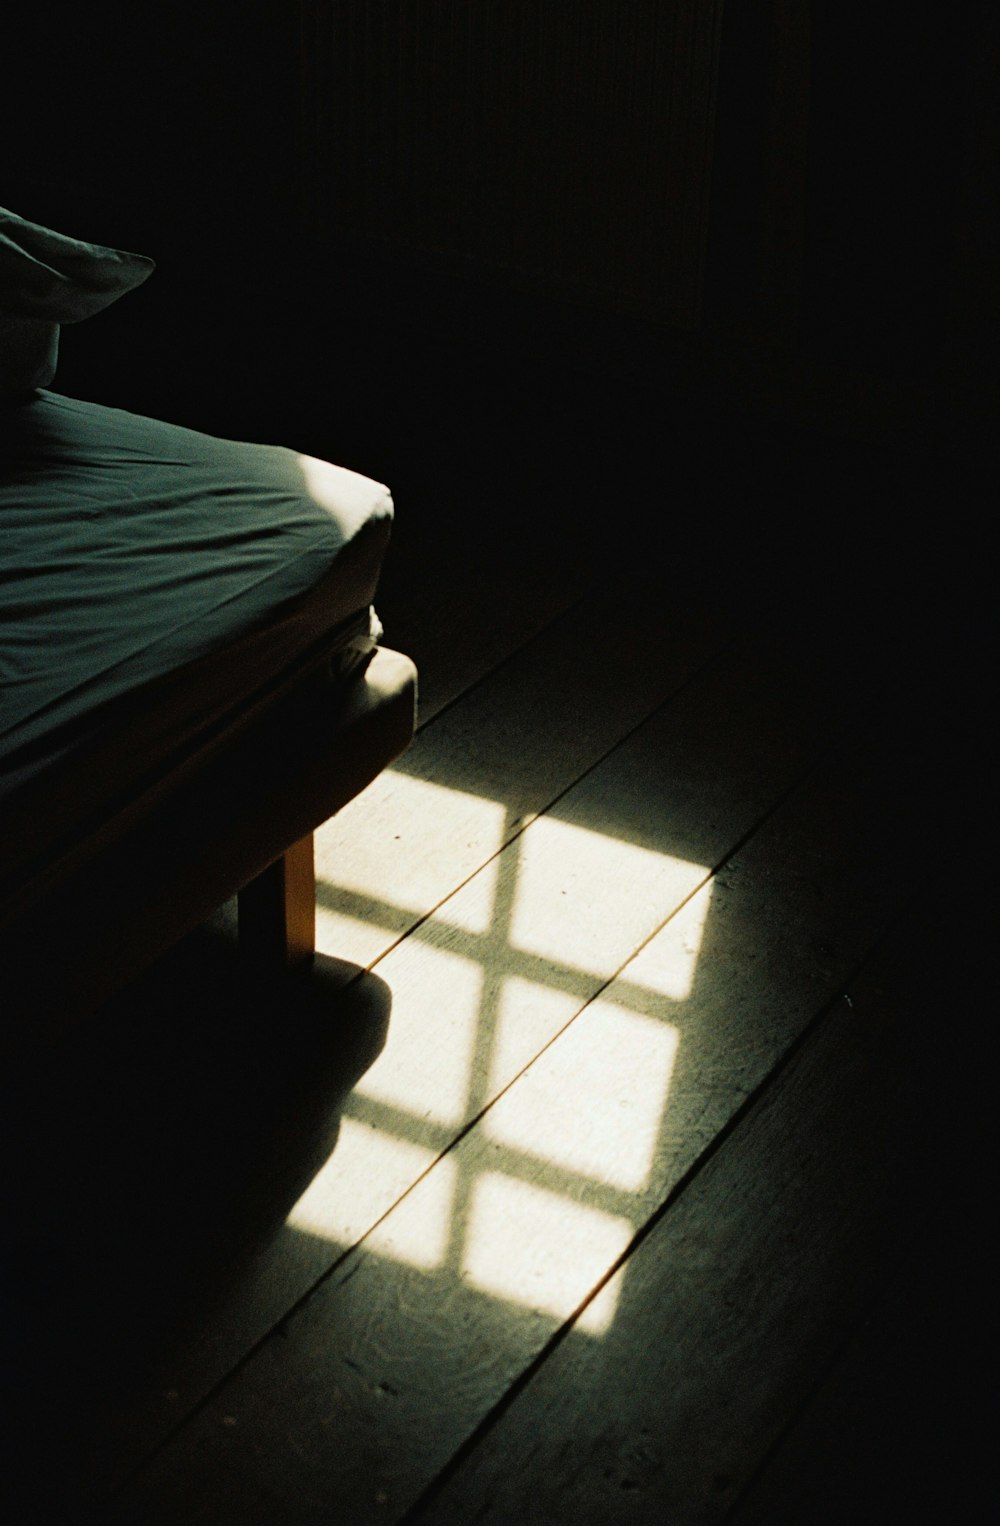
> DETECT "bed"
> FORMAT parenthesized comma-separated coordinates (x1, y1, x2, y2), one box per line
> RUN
(1, 206, 416, 1050)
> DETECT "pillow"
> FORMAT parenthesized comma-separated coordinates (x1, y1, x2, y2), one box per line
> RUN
(0, 205, 155, 394)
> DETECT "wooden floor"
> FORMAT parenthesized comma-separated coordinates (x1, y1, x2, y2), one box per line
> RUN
(2, 349, 993, 1525)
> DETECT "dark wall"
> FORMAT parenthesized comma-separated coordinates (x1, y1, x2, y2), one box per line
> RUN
(8, 5, 294, 246)
(803, 3, 968, 383)
(4, 2, 994, 450)
(4, 4, 298, 429)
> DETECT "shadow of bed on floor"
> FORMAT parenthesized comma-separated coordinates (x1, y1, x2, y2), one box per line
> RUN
(1, 922, 391, 1499)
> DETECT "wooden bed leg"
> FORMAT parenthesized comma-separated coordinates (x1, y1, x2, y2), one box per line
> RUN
(238, 832, 316, 973)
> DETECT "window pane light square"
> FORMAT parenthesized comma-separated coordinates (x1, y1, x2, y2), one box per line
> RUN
(353, 943, 484, 1127)
(510, 816, 707, 980)
(485, 995, 680, 1193)
(462, 1171, 633, 1334)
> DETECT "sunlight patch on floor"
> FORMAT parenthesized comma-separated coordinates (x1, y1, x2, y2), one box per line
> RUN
(484, 994, 680, 1193)
(314, 905, 398, 969)
(287, 1117, 443, 1250)
(486, 976, 583, 1087)
(292, 782, 713, 1338)
(364, 1151, 459, 1270)
(319, 770, 508, 923)
(628, 878, 715, 1001)
(462, 1171, 633, 1333)
(509, 815, 708, 978)
(352, 941, 485, 1127)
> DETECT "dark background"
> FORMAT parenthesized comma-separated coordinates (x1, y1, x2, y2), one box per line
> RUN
(2, 9, 995, 1516)
(3, 2, 995, 654)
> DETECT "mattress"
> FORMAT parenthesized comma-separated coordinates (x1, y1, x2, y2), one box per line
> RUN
(0, 391, 393, 894)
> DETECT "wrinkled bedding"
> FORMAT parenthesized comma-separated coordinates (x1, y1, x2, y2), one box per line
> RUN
(0, 391, 393, 885)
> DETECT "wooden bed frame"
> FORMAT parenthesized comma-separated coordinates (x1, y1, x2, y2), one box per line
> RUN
(1, 643, 416, 1055)
(1, 181, 417, 1057)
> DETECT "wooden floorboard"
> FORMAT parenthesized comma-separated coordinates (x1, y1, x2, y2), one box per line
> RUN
(405, 901, 988, 1525)
(723, 1196, 994, 1525)
(4, 554, 730, 1514)
(111, 601, 894, 1457)
(373, 504, 603, 728)
(97, 680, 951, 1524)
(138, 645, 810, 1361)
(2, 381, 991, 1526)
(310, 571, 732, 971)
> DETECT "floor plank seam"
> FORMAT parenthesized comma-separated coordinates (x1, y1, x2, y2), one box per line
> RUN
(715, 1207, 942, 1526)
(407, 574, 733, 740)
(396, 885, 934, 1524)
(109, 678, 899, 1499)
(406, 572, 608, 735)
(327, 639, 742, 981)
